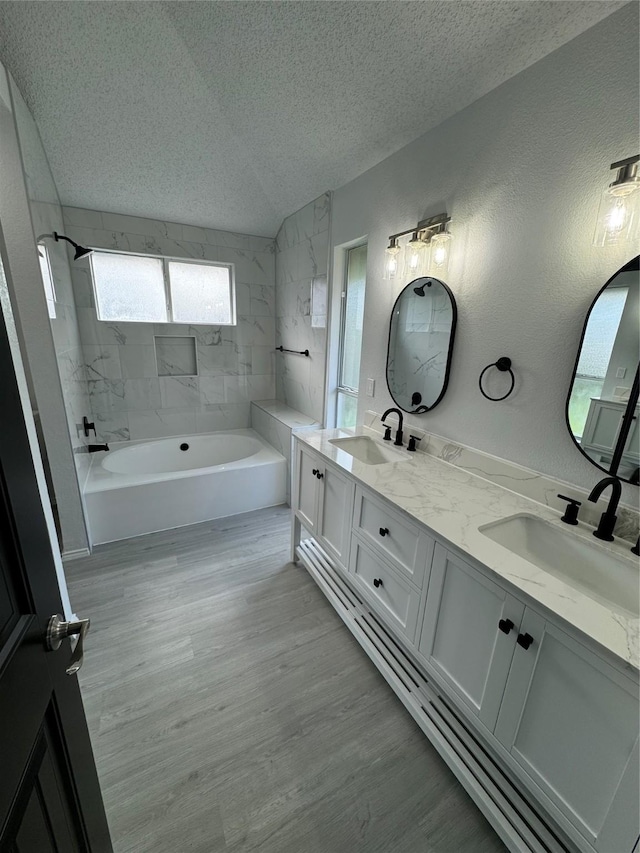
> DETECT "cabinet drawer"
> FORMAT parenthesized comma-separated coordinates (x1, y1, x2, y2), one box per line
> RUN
(353, 487, 432, 587)
(349, 536, 420, 643)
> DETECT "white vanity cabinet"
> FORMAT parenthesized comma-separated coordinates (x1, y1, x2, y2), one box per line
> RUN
(348, 488, 434, 643)
(581, 398, 640, 472)
(292, 436, 640, 853)
(494, 610, 640, 853)
(417, 545, 525, 731)
(417, 545, 639, 852)
(352, 487, 434, 588)
(294, 445, 354, 568)
(349, 537, 422, 642)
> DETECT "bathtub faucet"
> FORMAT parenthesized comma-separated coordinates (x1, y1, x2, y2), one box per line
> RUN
(88, 443, 109, 453)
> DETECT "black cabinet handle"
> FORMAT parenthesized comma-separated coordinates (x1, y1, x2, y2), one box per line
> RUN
(517, 632, 534, 650)
(316, 471, 324, 479)
(312, 468, 318, 475)
(373, 578, 383, 588)
(498, 618, 514, 635)
(379, 527, 389, 537)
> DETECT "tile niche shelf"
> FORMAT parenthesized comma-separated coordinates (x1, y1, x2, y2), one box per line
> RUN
(154, 335, 198, 377)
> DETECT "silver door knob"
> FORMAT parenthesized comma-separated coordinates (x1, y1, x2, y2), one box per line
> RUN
(46, 614, 90, 675)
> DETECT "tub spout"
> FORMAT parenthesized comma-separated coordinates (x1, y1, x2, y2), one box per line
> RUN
(88, 443, 109, 453)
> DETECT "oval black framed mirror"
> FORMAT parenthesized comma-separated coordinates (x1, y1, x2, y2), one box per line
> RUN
(566, 256, 639, 484)
(386, 276, 457, 414)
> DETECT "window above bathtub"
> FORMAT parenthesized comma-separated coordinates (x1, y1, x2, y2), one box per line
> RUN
(89, 249, 236, 325)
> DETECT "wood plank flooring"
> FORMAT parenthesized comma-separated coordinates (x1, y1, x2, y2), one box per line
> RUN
(66, 506, 507, 853)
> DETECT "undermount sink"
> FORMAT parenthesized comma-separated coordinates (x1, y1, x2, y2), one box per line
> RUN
(328, 435, 409, 465)
(480, 514, 639, 617)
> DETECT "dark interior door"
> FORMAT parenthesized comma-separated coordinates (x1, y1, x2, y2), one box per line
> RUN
(0, 297, 112, 851)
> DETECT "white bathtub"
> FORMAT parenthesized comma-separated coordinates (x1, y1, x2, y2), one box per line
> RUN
(84, 429, 286, 545)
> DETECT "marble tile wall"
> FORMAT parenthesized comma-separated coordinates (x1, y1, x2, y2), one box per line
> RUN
(275, 192, 330, 424)
(36, 200, 92, 469)
(250, 399, 320, 503)
(62, 207, 276, 441)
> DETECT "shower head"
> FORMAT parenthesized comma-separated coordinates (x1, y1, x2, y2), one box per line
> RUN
(413, 278, 432, 297)
(53, 231, 93, 261)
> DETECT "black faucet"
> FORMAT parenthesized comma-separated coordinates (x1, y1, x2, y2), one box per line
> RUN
(382, 408, 404, 447)
(88, 443, 109, 453)
(588, 476, 622, 541)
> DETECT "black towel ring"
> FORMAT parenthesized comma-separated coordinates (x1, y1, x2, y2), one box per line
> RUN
(479, 357, 515, 402)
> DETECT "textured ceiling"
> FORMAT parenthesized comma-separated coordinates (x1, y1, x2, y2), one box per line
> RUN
(0, 1, 626, 236)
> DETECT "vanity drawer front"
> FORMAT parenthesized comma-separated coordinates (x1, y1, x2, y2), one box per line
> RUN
(353, 488, 432, 587)
(349, 536, 420, 643)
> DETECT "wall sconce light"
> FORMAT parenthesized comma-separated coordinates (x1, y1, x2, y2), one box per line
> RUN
(429, 222, 452, 274)
(593, 155, 640, 247)
(383, 213, 451, 282)
(383, 236, 402, 280)
(405, 230, 428, 277)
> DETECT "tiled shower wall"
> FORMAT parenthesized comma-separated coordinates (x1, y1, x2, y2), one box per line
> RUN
(62, 207, 276, 441)
(275, 192, 330, 425)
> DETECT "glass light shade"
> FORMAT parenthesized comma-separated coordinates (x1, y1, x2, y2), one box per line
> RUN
(405, 238, 428, 277)
(383, 244, 402, 280)
(429, 231, 452, 274)
(593, 183, 640, 247)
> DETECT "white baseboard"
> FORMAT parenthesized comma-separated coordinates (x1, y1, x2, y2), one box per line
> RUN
(62, 547, 91, 562)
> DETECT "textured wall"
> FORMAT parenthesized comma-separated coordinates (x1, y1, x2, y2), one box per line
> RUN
(9, 77, 89, 554)
(331, 4, 640, 508)
(62, 207, 276, 441)
(275, 193, 330, 424)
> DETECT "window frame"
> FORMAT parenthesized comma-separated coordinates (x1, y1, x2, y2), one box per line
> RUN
(37, 243, 57, 319)
(89, 248, 236, 325)
(335, 242, 367, 428)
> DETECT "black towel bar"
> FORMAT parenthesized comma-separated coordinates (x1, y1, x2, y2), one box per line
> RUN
(275, 346, 310, 357)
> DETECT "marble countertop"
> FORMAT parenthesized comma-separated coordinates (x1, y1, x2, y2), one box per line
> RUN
(296, 427, 640, 671)
(252, 399, 320, 429)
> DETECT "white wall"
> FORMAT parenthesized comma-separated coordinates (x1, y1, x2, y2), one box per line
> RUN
(0, 65, 89, 555)
(11, 81, 93, 554)
(330, 4, 639, 505)
(0, 62, 74, 615)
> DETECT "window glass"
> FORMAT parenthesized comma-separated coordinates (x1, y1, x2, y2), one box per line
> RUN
(339, 244, 367, 390)
(569, 287, 629, 437)
(576, 287, 628, 379)
(337, 391, 358, 430)
(37, 244, 56, 319)
(92, 252, 167, 323)
(168, 261, 234, 325)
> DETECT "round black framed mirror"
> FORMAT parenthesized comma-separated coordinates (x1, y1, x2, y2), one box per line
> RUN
(386, 276, 457, 414)
(566, 256, 639, 484)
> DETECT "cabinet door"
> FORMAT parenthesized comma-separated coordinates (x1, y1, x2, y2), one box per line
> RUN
(353, 487, 433, 588)
(316, 462, 354, 567)
(418, 545, 524, 732)
(582, 400, 623, 453)
(295, 446, 319, 532)
(349, 537, 420, 643)
(495, 610, 640, 852)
